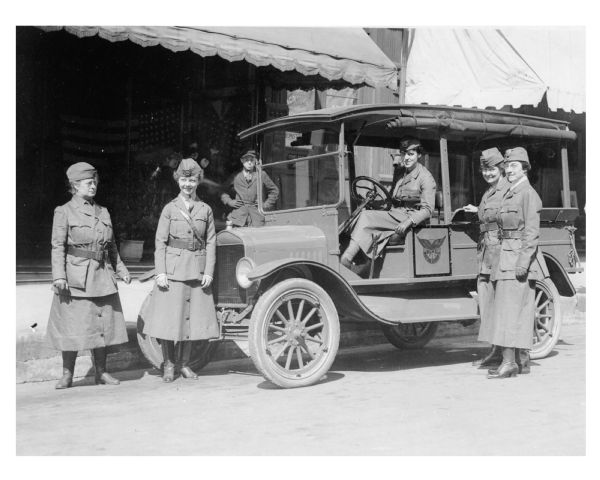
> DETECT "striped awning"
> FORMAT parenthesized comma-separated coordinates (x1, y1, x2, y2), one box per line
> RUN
(39, 26, 399, 91)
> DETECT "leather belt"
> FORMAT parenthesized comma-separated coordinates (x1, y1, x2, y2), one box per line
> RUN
(480, 222, 498, 233)
(392, 199, 419, 209)
(168, 238, 205, 251)
(498, 229, 521, 240)
(67, 246, 107, 262)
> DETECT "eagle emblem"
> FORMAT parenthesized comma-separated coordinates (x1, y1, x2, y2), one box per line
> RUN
(417, 235, 447, 264)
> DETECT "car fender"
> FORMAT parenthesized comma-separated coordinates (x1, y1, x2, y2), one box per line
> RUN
(248, 259, 396, 325)
(543, 252, 576, 297)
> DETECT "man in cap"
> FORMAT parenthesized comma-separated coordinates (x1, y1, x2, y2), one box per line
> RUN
(221, 150, 279, 227)
(341, 137, 437, 274)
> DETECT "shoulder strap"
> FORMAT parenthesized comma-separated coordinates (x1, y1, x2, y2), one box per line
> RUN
(176, 206, 204, 243)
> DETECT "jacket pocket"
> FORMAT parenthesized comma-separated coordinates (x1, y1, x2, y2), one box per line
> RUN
(97, 214, 113, 241)
(68, 221, 93, 244)
(171, 218, 190, 236)
(498, 240, 520, 272)
(500, 207, 521, 230)
(66, 256, 89, 288)
(165, 248, 181, 275)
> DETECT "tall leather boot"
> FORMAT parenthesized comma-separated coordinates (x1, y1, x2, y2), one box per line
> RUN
(472, 344, 502, 368)
(55, 351, 77, 389)
(178, 341, 199, 380)
(161, 340, 176, 383)
(92, 347, 120, 385)
(487, 347, 518, 379)
(515, 348, 531, 374)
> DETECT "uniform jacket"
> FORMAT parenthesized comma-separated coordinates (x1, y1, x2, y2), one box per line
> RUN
(51, 195, 128, 297)
(155, 195, 216, 280)
(492, 177, 549, 281)
(221, 170, 279, 227)
(477, 177, 510, 274)
(389, 162, 436, 226)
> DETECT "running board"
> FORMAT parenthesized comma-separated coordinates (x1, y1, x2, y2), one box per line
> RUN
(359, 292, 480, 324)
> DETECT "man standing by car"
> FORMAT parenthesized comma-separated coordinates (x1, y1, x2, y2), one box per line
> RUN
(221, 150, 279, 227)
(341, 137, 436, 271)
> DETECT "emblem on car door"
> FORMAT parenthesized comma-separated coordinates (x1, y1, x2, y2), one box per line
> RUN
(417, 236, 447, 264)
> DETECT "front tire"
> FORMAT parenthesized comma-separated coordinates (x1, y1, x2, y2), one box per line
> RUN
(530, 278, 562, 360)
(380, 322, 438, 350)
(249, 278, 340, 388)
(136, 291, 218, 370)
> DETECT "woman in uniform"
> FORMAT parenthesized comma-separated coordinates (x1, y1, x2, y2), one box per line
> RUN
(47, 162, 131, 389)
(340, 137, 436, 271)
(465, 148, 509, 369)
(143, 158, 219, 382)
(220, 150, 279, 227)
(487, 147, 547, 379)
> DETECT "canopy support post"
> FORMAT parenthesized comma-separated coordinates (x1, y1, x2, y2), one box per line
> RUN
(440, 136, 452, 224)
(561, 144, 571, 208)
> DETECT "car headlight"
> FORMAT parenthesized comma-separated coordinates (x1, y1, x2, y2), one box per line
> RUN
(235, 257, 256, 289)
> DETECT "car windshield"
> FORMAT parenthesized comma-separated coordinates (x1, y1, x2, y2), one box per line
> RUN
(261, 128, 343, 211)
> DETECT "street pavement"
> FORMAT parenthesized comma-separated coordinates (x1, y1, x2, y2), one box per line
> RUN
(16, 319, 585, 455)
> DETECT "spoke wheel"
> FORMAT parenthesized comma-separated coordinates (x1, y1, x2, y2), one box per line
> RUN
(380, 322, 438, 350)
(530, 278, 562, 360)
(249, 278, 340, 388)
(136, 291, 219, 370)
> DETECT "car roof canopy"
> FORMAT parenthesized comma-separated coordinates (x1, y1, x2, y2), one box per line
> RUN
(239, 104, 576, 147)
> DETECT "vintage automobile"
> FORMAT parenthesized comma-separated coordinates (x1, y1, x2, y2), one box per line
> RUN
(137, 104, 582, 388)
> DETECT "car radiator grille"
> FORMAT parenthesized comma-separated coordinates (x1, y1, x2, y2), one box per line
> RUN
(215, 244, 246, 305)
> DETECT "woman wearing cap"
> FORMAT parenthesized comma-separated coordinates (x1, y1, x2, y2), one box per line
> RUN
(47, 162, 131, 389)
(221, 150, 279, 227)
(341, 137, 436, 273)
(464, 148, 509, 370)
(486, 147, 548, 379)
(143, 158, 218, 382)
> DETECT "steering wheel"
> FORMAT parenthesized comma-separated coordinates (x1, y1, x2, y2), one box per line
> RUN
(351, 176, 393, 211)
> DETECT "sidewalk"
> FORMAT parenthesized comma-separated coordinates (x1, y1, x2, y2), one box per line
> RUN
(16, 260, 586, 384)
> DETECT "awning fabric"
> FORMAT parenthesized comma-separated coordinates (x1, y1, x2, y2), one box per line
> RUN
(405, 28, 548, 110)
(39, 26, 398, 91)
(405, 28, 585, 113)
(502, 27, 585, 113)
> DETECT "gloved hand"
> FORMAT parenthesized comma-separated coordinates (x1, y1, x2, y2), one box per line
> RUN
(52, 279, 70, 297)
(395, 219, 414, 236)
(156, 273, 169, 289)
(200, 274, 213, 288)
(122, 275, 132, 285)
(515, 266, 528, 281)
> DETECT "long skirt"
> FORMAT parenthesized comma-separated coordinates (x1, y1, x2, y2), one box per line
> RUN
(142, 280, 219, 341)
(476, 275, 495, 342)
(351, 208, 412, 256)
(46, 293, 128, 351)
(488, 279, 536, 349)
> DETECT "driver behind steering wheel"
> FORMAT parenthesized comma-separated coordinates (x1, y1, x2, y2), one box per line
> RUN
(341, 137, 436, 272)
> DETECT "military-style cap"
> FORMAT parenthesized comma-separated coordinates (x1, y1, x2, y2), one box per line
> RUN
(66, 162, 97, 182)
(504, 147, 530, 167)
(176, 158, 202, 177)
(399, 137, 421, 152)
(480, 147, 504, 168)
(240, 150, 258, 161)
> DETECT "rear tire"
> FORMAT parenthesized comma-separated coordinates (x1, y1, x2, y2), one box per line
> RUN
(136, 291, 218, 370)
(380, 322, 438, 350)
(530, 278, 562, 360)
